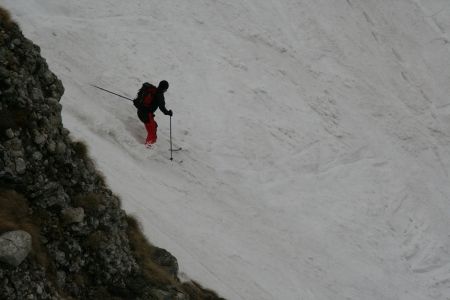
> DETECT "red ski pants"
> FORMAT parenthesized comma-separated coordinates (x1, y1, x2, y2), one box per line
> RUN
(145, 114, 158, 145)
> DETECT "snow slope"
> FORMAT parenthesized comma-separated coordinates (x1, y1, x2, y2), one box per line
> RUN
(3, 0, 450, 299)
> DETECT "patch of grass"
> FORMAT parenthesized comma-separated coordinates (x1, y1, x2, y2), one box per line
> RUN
(91, 286, 121, 300)
(72, 140, 89, 159)
(95, 170, 107, 187)
(126, 216, 177, 287)
(72, 272, 87, 287)
(0, 190, 28, 231)
(126, 216, 224, 298)
(0, 110, 15, 131)
(181, 281, 225, 300)
(0, 6, 16, 28)
(0, 189, 49, 268)
(73, 193, 104, 214)
(0, 109, 28, 131)
(84, 230, 108, 250)
(12, 110, 29, 128)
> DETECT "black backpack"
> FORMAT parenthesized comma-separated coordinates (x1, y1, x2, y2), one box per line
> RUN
(134, 82, 157, 123)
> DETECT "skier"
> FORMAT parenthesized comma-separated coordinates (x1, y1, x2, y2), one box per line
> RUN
(135, 80, 173, 148)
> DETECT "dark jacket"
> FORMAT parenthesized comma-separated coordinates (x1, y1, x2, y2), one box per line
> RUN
(137, 88, 170, 123)
(149, 90, 170, 115)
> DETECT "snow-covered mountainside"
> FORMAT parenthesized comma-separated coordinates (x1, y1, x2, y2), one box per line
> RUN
(3, 0, 450, 299)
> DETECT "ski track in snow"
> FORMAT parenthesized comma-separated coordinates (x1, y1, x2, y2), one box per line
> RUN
(3, 0, 450, 299)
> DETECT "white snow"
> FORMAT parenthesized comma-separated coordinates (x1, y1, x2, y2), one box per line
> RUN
(2, 0, 450, 299)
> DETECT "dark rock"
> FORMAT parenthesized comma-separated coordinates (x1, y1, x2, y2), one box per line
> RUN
(0, 230, 32, 267)
(32, 151, 43, 161)
(5, 128, 14, 138)
(34, 133, 46, 145)
(47, 140, 56, 153)
(55, 141, 66, 154)
(152, 247, 179, 277)
(15, 157, 26, 174)
(62, 207, 85, 224)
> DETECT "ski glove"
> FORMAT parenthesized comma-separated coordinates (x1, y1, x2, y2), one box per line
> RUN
(168, 110, 173, 117)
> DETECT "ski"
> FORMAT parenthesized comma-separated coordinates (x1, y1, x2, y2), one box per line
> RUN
(170, 147, 183, 152)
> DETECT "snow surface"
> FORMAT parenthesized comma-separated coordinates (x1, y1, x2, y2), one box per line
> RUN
(3, 0, 450, 299)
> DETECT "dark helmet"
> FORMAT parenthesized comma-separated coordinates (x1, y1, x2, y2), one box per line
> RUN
(158, 80, 169, 91)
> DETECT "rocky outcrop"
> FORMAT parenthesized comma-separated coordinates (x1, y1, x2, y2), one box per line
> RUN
(0, 7, 223, 300)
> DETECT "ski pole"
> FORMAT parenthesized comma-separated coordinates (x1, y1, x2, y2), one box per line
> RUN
(90, 84, 133, 101)
(170, 116, 173, 161)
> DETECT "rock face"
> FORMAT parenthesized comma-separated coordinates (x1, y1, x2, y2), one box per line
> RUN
(0, 230, 32, 267)
(0, 8, 223, 300)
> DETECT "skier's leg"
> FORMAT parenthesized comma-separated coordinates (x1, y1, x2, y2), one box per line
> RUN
(151, 118, 158, 144)
(145, 114, 157, 145)
(145, 121, 152, 145)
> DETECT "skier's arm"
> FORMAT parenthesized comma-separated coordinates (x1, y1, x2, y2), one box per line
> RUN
(158, 97, 172, 116)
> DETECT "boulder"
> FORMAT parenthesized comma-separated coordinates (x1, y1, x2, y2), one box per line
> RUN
(151, 247, 179, 277)
(0, 230, 32, 267)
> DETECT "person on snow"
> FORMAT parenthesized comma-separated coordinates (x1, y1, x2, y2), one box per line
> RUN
(134, 80, 173, 148)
